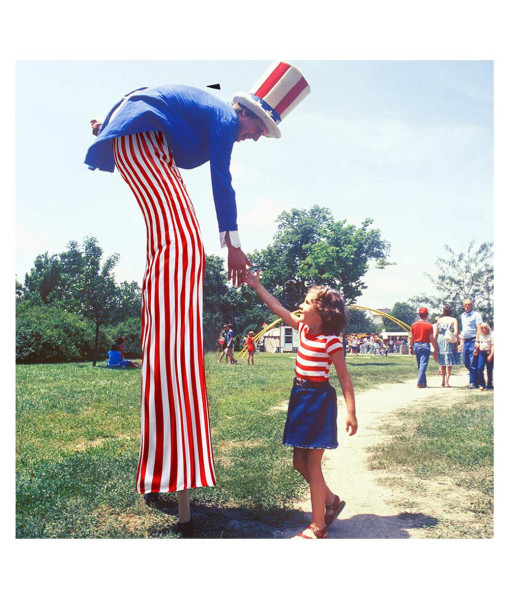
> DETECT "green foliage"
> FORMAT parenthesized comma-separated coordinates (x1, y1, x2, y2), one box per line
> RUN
(382, 302, 418, 330)
(250, 206, 391, 308)
(16, 305, 95, 363)
(17, 237, 142, 364)
(410, 241, 494, 326)
(345, 307, 377, 334)
(203, 255, 272, 350)
(102, 317, 142, 358)
(16, 304, 142, 363)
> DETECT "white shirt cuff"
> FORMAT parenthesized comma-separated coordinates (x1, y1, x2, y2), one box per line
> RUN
(220, 231, 241, 248)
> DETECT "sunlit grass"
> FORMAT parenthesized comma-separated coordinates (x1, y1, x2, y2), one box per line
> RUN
(15, 352, 451, 538)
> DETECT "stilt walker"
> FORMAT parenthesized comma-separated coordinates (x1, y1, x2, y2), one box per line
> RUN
(85, 62, 311, 531)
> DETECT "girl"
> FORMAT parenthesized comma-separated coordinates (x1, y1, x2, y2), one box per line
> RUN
(245, 270, 357, 539)
(246, 331, 256, 365)
(477, 323, 494, 390)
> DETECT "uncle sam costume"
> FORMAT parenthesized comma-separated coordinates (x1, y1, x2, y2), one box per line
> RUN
(85, 62, 310, 495)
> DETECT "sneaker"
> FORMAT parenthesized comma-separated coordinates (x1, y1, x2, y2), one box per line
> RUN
(468, 384, 476, 389)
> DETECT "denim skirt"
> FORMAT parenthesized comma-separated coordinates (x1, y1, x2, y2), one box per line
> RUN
(282, 379, 338, 449)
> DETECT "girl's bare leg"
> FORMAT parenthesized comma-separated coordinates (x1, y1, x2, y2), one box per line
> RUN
(293, 448, 335, 528)
(441, 366, 446, 386)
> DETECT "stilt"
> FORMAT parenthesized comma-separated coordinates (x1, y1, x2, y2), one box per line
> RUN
(177, 489, 190, 522)
(176, 490, 192, 536)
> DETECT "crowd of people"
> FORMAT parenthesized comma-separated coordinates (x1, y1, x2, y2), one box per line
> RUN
(409, 300, 494, 390)
(344, 333, 408, 355)
(217, 298, 494, 394)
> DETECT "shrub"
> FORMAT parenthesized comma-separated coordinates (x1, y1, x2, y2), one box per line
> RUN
(16, 305, 143, 364)
(16, 306, 95, 363)
(102, 318, 142, 358)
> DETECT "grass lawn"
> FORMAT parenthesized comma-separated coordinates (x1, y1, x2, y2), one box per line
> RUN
(368, 390, 494, 537)
(17, 352, 479, 538)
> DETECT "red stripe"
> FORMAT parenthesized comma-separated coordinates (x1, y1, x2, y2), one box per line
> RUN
(254, 62, 291, 98)
(274, 77, 308, 116)
(137, 134, 168, 491)
(148, 132, 205, 490)
(160, 150, 213, 487)
(114, 131, 216, 493)
(142, 133, 186, 490)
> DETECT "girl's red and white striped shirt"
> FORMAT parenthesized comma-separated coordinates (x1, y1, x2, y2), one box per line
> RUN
(295, 322, 343, 382)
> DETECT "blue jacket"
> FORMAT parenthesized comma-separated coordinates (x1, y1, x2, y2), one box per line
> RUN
(85, 85, 240, 234)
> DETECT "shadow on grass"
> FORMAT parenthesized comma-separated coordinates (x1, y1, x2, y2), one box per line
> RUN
(146, 496, 438, 539)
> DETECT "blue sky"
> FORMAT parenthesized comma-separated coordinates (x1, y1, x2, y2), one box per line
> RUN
(16, 59, 493, 311)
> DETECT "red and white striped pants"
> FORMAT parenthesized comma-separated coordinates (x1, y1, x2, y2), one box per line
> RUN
(113, 131, 216, 493)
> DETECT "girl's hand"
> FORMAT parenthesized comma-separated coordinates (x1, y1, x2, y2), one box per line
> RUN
(244, 269, 261, 288)
(346, 414, 358, 436)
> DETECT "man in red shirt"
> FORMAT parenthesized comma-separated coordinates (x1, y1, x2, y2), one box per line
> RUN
(409, 307, 438, 388)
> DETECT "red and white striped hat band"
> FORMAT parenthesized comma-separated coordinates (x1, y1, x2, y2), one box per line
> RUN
(232, 61, 310, 139)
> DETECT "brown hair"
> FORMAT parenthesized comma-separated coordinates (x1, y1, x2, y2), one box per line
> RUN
(233, 102, 260, 121)
(442, 305, 453, 316)
(308, 286, 347, 335)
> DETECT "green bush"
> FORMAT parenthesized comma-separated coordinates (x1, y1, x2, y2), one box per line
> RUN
(16, 306, 95, 363)
(16, 305, 142, 363)
(102, 317, 142, 358)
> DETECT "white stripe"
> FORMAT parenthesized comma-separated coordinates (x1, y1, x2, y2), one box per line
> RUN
(296, 356, 330, 368)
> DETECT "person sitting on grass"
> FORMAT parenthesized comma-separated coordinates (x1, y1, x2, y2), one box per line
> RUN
(244, 270, 357, 539)
(107, 344, 141, 369)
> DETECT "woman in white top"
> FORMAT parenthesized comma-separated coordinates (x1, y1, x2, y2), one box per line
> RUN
(435, 305, 461, 387)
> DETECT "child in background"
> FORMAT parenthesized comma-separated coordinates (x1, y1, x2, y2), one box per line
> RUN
(107, 344, 141, 368)
(246, 331, 256, 365)
(245, 270, 357, 539)
(225, 323, 235, 365)
(477, 323, 494, 390)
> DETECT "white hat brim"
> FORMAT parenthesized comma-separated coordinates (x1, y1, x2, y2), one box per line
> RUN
(232, 92, 281, 139)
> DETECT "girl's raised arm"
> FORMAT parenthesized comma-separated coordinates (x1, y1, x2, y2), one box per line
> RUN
(244, 270, 300, 330)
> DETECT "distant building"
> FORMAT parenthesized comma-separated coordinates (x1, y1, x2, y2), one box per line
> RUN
(261, 325, 299, 353)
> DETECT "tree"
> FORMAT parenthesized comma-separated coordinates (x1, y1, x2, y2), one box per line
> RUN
(249, 206, 392, 309)
(17, 237, 143, 364)
(63, 237, 121, 365)
(203, 255, 272, 349)
(410, 241, 494, 325)
(21, 252, 66, 306)
(382, 302, 418, 331)
(346, 308, 377, 334)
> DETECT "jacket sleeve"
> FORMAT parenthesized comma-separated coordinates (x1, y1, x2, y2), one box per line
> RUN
(209, 125, 241, 247)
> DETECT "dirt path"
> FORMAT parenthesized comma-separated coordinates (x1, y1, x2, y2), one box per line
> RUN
(279, 371, 485, 539)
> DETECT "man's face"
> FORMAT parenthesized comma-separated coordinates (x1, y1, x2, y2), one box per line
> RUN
(463, 301, 473, 312)
(236, 110, 268, 142)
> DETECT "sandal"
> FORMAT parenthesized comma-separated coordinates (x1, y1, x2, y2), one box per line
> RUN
(293, 524, 328, 539)
(325, 495, 346, 527)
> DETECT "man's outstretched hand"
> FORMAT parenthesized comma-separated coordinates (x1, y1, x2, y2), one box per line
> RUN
(227, 246, 252, 288)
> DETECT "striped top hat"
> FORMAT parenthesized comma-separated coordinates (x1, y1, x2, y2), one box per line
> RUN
(232, 61, 310, 139)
